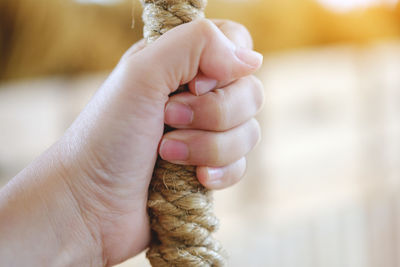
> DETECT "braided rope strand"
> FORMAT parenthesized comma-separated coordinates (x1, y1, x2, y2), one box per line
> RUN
(142, 0, 207, 43)
(141, 1, 226, 266)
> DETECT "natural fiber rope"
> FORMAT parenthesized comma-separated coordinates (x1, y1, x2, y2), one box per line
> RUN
(141, 0, 226, 266)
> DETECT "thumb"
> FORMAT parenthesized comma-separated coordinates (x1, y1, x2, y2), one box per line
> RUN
(124, 19, 263, 96)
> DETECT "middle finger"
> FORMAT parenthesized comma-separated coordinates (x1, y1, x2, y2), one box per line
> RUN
(165, 75, 265, 131)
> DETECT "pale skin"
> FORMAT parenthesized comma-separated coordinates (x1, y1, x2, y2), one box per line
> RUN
(0, 19, 264, 266)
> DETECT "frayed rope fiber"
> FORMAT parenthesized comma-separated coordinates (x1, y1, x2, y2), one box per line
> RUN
(140, 0, 226, 266)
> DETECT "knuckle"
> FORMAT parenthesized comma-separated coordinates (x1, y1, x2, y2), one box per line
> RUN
(235, 23, 252, 38)
(221, 158, 247, 188)
(210, 89, 229, 131)
(221, 19, 250, 35)
(222, 19, 247, 32)
(234, 158, 247, 183)
(228, 21, 253, 48)
(248, 76, 265, 113)
(216, 19, 253, 49)
(240, 157, 248, 177)
(249, 118, 262, 146)
(207, 134, 224, 166)
(193, 18, 218, 39)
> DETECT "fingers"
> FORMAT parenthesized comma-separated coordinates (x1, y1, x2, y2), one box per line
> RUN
(165, 76, 264, 131)
(212, 19, 253, 50)
(122, 20, 261, 191)
(187, 20, 256, 96)
(159, 119, 261, 167)
(124, 19, 262, 97)
(197, 158, 246, 190)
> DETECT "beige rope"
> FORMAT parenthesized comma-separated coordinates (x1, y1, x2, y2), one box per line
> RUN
(141, 0, 226, 266)
(142, 0, 206, 43)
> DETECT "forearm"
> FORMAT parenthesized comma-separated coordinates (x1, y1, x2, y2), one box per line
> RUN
(0, 144, 103, 267)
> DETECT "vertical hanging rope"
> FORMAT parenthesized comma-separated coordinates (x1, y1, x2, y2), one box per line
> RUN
(141, 0, 226, 266)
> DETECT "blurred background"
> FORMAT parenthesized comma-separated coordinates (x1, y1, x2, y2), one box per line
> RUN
(1, 0, 400, 266)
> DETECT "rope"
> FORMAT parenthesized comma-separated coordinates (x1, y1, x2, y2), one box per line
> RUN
(141, 0, 226, 266)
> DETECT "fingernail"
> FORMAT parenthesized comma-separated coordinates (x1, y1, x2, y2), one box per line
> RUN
(235, 47, 263, 68)
(194, 75, 218, 95)
(165, 102, 193, 125)
(206, 167, 224, 184)
(160, 139, 189, 161)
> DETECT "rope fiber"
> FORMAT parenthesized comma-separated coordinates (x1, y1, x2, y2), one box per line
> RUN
(141, 0, 226, 266)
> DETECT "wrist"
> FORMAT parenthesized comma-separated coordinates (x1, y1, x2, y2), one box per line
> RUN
(0, 143, 104, 266)
(46, 143, 105, 266)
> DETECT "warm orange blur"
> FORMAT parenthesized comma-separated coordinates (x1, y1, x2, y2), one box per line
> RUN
(207, 0, 400, 51)
(0, 0, 399, 81)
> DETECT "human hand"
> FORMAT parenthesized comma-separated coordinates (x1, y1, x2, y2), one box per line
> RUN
(0, 19, 264, 266)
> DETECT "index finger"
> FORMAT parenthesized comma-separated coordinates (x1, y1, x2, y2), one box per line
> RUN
(212, 19, 254, 50)
(188, 19, 261, 96)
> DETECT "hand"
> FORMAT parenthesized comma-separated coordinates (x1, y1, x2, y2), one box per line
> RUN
(0, 19, 264, 266)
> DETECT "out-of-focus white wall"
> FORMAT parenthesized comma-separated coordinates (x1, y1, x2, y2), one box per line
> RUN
(318, 0, 398, 12)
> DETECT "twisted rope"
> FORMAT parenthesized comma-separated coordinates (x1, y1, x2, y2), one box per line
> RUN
(142, 0, 206, 43)
(141, 0, 226, 266)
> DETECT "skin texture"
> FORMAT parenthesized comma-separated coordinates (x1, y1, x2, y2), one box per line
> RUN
(0, 19, 264, 266)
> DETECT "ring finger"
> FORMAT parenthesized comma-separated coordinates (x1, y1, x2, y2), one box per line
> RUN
(159, 119, 261, 167)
